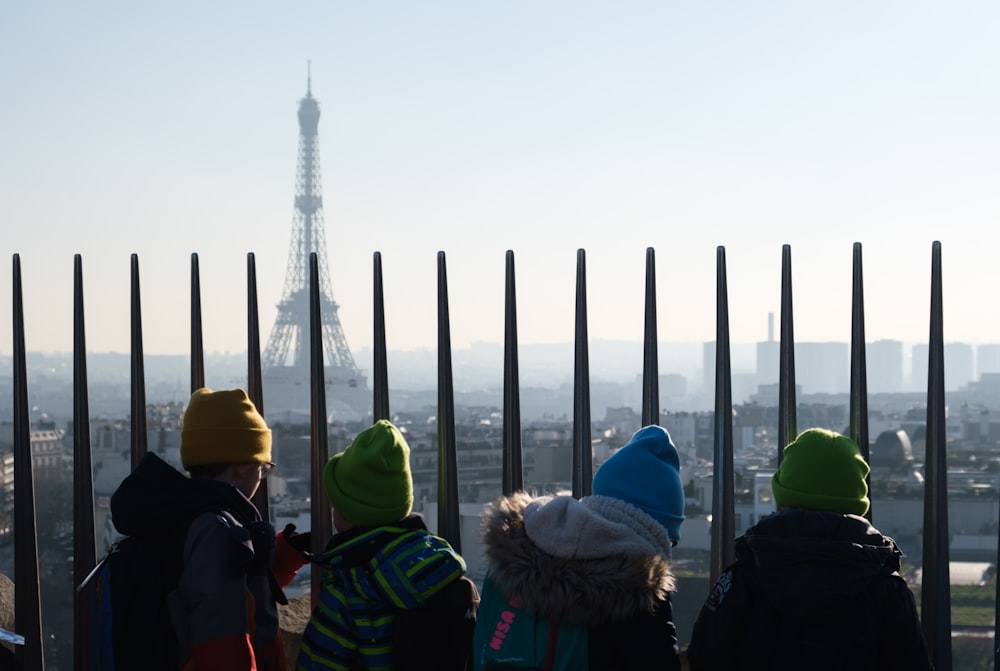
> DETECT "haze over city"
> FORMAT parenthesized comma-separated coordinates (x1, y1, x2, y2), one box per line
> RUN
(2, 3, 998, 364)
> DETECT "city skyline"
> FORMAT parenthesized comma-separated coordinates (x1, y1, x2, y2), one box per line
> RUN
(2, 3, 998, 359)
(6, 335, 998, 394)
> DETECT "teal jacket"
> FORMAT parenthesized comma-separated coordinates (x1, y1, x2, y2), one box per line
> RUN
(297, 515, 467, 671)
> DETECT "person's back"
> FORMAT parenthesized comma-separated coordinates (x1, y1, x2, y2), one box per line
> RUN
(687, 428, 933, 671)
(107, 388, 307, 671)
(473, 425, 686, 671)
(297, 419, 476, 671)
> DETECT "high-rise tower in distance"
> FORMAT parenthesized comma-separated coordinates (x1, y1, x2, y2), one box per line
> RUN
(262, 73, 368, 421)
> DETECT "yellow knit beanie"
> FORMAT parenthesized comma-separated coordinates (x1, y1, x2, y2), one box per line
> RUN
(180, 388, 272, 469)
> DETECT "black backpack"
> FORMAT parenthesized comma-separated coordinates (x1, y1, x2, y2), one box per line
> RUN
(391, 574, 481, 671)
(86, 509, 229, 670)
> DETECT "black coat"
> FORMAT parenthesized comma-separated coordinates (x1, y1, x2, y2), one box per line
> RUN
(687, 508, 933, 671)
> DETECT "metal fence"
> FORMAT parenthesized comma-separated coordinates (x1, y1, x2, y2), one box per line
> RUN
(5, 241, 968, 669)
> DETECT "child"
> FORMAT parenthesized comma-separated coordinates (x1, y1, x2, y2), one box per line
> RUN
(474, 425, 685, 671)
(687, 428, 933, 670)
(110, 387, 308, 670)
(297, 419, 476, 671)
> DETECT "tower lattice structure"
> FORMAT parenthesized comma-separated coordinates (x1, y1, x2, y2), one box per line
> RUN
(263, 79, 361, 380)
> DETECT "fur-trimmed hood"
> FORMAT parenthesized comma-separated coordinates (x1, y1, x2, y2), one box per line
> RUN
(481, 492, 676, 626)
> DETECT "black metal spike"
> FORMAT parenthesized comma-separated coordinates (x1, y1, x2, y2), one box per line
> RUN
(573, 249, 593, 499)
(849, 242, 872, 522)
(777, 244, 797, 463)
(309, 253, 333, 605)
(12, 254, 45, 669)
(190, 253, 205, 393)
(73, 255, 97, 671)
(373, 252, 390, 422)
(247, 253, 265, 413)
(710, 246, 736, 584)
(130, 254, 148, 469)
(503, 250, 523, 496)
(246, 253, 269, 522)
(921, 241, 952, 670)
(642, 247, 660, 426)
(436, 251, 462, 552)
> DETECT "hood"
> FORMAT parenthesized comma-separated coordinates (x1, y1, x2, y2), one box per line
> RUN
(111, 452, 259, 538)
(740, 508, 901, 618)
(480, 492, 675, 626)
(314, 515, 466, 611)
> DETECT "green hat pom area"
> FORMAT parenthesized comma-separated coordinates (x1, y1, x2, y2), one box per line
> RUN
(771, 428, 871, 516)
(323, 419, 414, 527)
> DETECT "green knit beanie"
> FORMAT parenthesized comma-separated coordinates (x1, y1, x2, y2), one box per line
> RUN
(323, 419, 414, 526)
(771, 428, 871, 516)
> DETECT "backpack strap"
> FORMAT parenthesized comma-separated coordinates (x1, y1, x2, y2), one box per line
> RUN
(543, 620, 560, 671)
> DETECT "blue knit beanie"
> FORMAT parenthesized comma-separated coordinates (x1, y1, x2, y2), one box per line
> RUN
(592, 425, 686, 542)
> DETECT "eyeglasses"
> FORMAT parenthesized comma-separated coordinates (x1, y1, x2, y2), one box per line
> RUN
(260, 462, 277, 477)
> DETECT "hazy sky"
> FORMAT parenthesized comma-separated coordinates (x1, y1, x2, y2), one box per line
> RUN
(2, 2, 998, 361)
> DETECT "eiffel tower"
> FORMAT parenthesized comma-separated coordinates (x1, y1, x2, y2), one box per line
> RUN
(262, 73, 367, 420)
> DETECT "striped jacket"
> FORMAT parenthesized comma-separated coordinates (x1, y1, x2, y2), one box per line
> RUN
(297, 515, 467, 671)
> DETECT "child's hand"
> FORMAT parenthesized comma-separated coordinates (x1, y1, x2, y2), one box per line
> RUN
(273, 524, 312, 585)
(281, 523, 314, 555)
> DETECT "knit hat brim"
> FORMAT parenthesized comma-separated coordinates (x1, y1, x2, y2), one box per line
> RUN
(771, 478, 870, 516)
(181, 427, 272, 468)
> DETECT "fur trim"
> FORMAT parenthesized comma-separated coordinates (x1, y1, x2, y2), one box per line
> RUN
(480, 492, 675, 626)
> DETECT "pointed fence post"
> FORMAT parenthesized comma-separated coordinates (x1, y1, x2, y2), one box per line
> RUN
(436, 252, 462, 552)
(373, 252, 390, 422)
(247, 252, 265, 410)
(777, 244, 797, 463)
(12, 254, 45, 669)
(849, 242, 872, 522)
(190, 253, 205, 393)
(710, 246, 735, 584)
(73, 255, 97, 671)
(246, 253, 269, 522)
(502, 250, 523, 496)
(642, 247, 660, 427)
(921, 241, 951, 670)
(995, 487, 1000, 670)
(309, 253, 333, 604)
(572, 249, 593, 498)
(130, 254, 148, 469)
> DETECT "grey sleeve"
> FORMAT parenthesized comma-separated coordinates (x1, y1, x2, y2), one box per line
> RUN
(176, 512, 250, 646)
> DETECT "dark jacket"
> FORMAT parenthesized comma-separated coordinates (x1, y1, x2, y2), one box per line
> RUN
(111, 452, 287, 671)
(477, 492, 681, 671)
(687, 508, 933, 671)
(297, 515, 469, 671)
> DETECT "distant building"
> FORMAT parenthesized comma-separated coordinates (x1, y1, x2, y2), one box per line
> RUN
(977, 343, 1000, 379)
(796, 342, 849, 394)
(702, 341, 715, 397)
(911, 342, 975, 391)
(867, 339, 903, 393)
(756, 312, 779, 386)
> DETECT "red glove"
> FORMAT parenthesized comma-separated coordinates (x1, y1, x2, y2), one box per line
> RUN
(273, 524, 311, 586)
